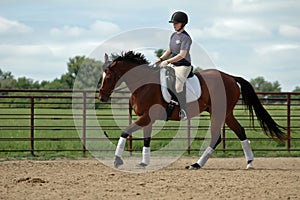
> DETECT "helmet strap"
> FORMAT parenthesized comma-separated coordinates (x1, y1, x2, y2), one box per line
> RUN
(177, 23, 185, 32)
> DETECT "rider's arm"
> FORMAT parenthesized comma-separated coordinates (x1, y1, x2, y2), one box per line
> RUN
(160, 48, 171, 60)
(166, 50, 187, 64)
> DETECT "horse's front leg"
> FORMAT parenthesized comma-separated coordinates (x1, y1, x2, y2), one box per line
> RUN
(114, 114, 151, 168)
(136, 125, 152, 168)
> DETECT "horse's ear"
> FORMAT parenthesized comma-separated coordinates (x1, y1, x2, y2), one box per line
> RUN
(104, 53, 108, 62)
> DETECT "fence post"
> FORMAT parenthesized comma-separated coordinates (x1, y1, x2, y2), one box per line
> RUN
(222, 124, 226, 152)
(82, 91, 87, 155)
(287, 93, 291, 152)
(30, 97, 35, 156)
(187, 119, 191, 154)
(128, 101, 133, 156)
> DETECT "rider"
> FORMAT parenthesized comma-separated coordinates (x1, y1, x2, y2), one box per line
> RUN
(156, 11, 192, 120)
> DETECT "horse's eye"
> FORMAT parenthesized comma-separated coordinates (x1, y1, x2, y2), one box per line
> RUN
(106, 75, 112, 82)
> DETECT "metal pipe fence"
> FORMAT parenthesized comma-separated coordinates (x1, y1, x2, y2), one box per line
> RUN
(0, 89, 299, 156)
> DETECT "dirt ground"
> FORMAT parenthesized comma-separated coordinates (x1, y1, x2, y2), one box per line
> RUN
(1, 157, 300, 200)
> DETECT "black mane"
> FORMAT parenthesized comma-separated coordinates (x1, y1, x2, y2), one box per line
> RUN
(112, 51, 149, 65)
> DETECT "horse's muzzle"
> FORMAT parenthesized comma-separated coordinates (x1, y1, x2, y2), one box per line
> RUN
(98, 92, 109, 103)
(98, 94, 109, 102)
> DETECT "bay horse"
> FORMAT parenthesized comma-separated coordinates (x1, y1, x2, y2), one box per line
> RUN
(98, 51, 286, 170)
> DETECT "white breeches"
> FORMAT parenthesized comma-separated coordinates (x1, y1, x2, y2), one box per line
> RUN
(170, 65, 192, 93)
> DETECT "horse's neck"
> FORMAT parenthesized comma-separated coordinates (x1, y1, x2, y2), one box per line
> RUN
(122, 65, 159, 93)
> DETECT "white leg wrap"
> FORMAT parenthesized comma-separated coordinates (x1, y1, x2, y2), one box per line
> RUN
(115, 137, 126, 157)
(241, 139, 254, 161)
(141, 147, 151, 165)
(197, 146, 214, 167)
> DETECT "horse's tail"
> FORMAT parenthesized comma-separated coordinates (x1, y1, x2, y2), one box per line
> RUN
(233, 76, 287, 141)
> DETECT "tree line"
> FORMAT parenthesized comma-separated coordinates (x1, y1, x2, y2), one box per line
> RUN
(0, 56, 103, 90)
(1, 52, 299, 92)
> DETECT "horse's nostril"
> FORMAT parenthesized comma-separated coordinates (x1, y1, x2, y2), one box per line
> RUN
(99, 95, 108, 102)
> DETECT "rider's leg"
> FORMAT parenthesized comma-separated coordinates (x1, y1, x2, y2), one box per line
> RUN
(173, 65, 191, 120)
(176, 86, 187, 120)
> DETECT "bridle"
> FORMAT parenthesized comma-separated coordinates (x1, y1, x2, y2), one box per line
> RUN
(106, 62, 122, 80)
(99, 62, 124, 97)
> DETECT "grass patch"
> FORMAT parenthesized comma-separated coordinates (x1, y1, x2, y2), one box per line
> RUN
(0, 103, 300, 159)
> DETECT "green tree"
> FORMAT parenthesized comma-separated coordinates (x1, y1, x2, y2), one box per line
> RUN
(293, 86, 300, 92)
(250, 76, 284, 104)
(43, 78, 68, 89)
(292, 86, 300, 102)
(73, 58, 103, 89)
(0, 69, 14, 79)
(41, 56, 103, 89)
(155, 49, 166, 58)
(16, 77, 40, 89)
(250, 76, 281, 92)
(0, 55, 103, 90)
(0, 69, 17, 89)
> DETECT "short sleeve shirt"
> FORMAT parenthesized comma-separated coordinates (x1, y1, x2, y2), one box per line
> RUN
(169, 31, 192, 66)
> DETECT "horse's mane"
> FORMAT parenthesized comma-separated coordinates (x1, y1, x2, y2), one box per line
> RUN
(112, 51, 149, 65)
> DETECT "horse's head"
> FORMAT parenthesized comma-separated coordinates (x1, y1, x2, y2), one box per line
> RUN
(98, 54, 122, 102)
(98, 51, 150, 102)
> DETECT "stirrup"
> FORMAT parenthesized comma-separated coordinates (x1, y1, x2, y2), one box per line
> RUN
(179, 109, 188, 120)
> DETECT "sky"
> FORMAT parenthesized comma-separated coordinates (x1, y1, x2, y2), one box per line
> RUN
(0, 0, 300, 91)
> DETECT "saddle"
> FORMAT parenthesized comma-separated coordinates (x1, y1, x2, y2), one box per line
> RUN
(160, 66, 201, 120)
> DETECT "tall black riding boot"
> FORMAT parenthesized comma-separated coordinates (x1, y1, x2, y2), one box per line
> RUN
(177, 89, 188, 120)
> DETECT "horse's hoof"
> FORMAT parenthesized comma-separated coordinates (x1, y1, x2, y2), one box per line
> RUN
(185, 163, 201, 170)
(246, 162, 254, 170)
(114, 156, 123, 168)
(136, 162, 147, 168)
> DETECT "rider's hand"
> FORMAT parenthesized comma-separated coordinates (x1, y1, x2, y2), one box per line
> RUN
(154, 58, 161, 64)
(160, 60, 169, 68)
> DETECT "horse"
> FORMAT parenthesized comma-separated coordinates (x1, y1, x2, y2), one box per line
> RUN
(98, 51, 286, 170)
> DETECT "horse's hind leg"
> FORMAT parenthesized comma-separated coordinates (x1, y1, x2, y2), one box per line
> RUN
(225, 113, 254, 169)
(186, 114, 224, 170)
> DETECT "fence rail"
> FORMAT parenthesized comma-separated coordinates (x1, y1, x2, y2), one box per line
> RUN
(0, 89, 300, 156)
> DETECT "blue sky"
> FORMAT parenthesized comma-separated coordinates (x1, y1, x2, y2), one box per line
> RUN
(0, 0, 300, 91)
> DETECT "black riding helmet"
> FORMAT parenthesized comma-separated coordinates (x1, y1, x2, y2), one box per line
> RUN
(169, 11, 188, 24)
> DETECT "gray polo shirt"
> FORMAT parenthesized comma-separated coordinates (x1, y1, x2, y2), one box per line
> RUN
(169, 31, 192, 66)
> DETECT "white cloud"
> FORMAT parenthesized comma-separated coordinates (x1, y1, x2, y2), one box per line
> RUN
(190, 18, 271, 40)
(0, 16, 32, 34)
(231, 0, 300, 12)
(279, 25, 300, 38)
(50, 26, 86, 37)
(50, 20, 121, 38)
(0, 41, 100, 81)
(254, 44, 300, 55)
(90, 20, 120, 34)
(0, 44, 53, 57)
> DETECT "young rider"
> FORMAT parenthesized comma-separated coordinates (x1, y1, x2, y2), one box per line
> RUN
(156, 11, 192, 120)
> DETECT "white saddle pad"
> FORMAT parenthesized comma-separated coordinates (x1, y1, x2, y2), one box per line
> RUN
(160, 68, 201, 103)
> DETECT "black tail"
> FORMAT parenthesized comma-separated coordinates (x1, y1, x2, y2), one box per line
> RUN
(234, 76, 287, 141)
